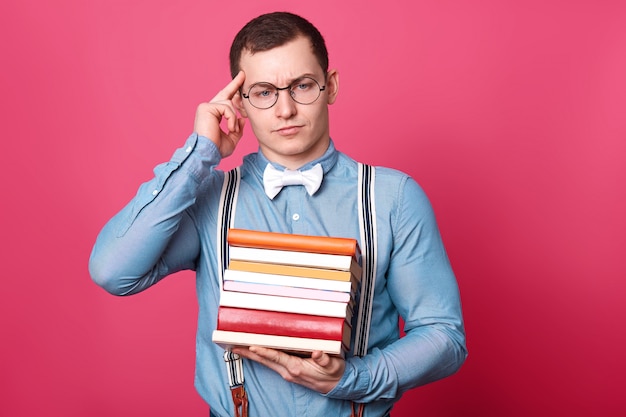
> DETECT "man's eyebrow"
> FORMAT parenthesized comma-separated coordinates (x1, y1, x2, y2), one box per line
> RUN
(289, 73, 318, 82)
(248, 73, 320, 88)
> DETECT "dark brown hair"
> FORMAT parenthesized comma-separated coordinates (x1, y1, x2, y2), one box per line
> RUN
(229, 12, 329, 78)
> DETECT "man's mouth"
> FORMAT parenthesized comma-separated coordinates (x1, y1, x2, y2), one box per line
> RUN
(274, 125, 302, 136)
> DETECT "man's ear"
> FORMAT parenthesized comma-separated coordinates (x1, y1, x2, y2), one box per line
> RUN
(325, 69, 339, 105)
(233, 91, 249, 118)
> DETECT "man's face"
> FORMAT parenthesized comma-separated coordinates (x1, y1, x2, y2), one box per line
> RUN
(236, 36, 339, 169)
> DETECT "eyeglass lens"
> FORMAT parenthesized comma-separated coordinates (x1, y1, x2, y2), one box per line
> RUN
(246, 77, 324, 109)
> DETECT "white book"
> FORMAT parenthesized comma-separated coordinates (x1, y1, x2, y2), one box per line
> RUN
(219, 290, 352, 320)
(223, 269, 356, 293)
(212, 330, 345, 357)
(228, 246, 357, 272)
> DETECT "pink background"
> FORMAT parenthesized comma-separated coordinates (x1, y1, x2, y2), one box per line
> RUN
(2, 0, 625, 416)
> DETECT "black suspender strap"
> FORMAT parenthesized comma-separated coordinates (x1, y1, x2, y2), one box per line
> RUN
(354, 163, 377, 358)
(217, 168, 247, 417)
(217, 163, 377, 417)
(351, 163, 377, 417)
(217, 167, 241, 288)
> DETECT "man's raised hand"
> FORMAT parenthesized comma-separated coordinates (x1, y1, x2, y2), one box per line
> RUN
(194, 71, 247, 158)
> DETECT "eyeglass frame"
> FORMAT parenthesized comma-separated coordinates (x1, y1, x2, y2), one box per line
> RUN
(240, 76, 327, 109)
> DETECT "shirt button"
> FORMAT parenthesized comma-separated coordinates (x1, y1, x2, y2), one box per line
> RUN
(292, 213, 300, 221)
(152, 189, 159, 196)
(185, 146, 192, 153)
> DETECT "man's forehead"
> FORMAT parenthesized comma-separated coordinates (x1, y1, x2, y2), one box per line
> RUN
(239, 37, 323, 85)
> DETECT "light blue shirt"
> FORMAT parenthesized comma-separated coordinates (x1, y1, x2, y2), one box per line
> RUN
(89, 133, 467, 417)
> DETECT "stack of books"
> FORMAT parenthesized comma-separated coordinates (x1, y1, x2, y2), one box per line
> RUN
(212, 229, 362, 357)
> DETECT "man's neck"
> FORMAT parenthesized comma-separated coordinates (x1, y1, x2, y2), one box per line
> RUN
(260, 138, 330, 170)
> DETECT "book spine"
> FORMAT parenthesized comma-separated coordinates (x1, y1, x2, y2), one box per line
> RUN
(212, 330, 345, 357)
(227, 228, 360, 258)
(227, 260, 359, 282)
(223, 269, 356, 293)
(222, 281, 352, 303)
(228, 246, 359, 272)
(217, 307, 350, 343)
(219, 291, 352, 319)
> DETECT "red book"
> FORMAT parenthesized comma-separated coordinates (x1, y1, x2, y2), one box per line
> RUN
(216, 306, 351, 349)
(227, 228, 361, 259)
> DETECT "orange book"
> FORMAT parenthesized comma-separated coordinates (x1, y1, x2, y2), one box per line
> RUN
(227, 229, 361, 259)
(227, 260, 360, 282)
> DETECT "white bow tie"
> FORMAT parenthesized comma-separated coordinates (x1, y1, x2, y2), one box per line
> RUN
(263, 163, 323, 199)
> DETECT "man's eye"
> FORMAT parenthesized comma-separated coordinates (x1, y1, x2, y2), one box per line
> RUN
(252, 89, 274, 98)
(294, 82, 313, 91)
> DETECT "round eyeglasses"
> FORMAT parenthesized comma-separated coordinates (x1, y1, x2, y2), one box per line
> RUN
(242, 77, 326, 109)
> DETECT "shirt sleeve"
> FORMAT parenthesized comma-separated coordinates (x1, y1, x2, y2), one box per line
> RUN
(88, 133, 223, 295)
(325, 174, 467, 402)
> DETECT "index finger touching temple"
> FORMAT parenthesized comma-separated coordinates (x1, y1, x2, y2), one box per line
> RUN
(215, 71, 246, 101)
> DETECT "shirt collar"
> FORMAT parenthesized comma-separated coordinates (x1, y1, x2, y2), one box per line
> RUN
(244, 138, 339, 180)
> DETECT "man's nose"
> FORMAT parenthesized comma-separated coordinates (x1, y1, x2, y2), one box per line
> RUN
(274, 89, 297, 118)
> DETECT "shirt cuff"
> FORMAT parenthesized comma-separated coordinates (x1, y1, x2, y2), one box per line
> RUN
(324, 356, 370, 401)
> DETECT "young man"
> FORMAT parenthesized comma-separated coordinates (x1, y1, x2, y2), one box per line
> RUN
(90, 12, 467, 417)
